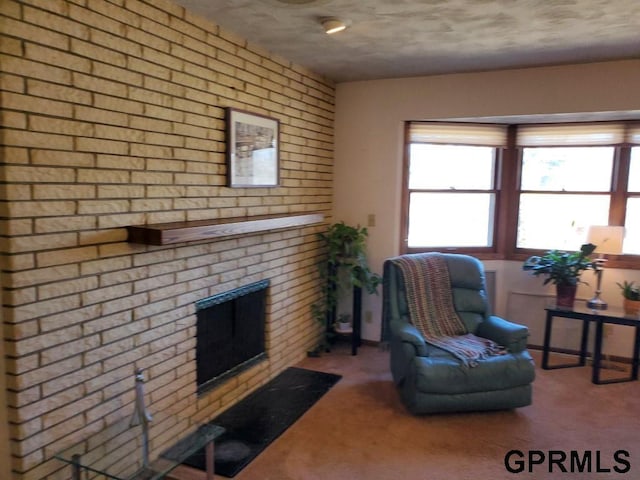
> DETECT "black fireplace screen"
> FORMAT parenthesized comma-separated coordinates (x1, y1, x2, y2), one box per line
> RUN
(195, 279, 268, 395)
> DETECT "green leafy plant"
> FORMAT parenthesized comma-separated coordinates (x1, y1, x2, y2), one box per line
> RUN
(311, 222, 381, 348)
(616, 280, 640, 301)
(522, 243, 596, 286)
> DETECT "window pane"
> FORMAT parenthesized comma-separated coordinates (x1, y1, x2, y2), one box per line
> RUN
(624, 197, 640, 254)
(520, 147, 614, 191)
(408, 192, 495, 247)
(629, 147, 640, 192)
(409, 144, 494, 189)
(517, 194, 610, 250)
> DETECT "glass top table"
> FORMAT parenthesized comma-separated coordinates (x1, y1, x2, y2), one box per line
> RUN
(543, 304, 640, 384)
(547, 304, 639, 319)
(55, 411, 224, 480)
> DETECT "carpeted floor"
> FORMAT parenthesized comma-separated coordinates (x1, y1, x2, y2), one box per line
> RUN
(172, 344, 640, 480)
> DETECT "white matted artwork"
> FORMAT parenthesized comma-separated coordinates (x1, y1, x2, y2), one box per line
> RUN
(226, 108, 279, 188)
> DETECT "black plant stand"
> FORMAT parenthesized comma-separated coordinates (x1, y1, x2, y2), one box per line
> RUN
(326, 264, 362, 355)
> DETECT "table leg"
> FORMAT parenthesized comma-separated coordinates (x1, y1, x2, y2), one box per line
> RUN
(632, 325, 640, 380)
(578, 316, 590, 366)
(352, 286, 362, 356)
(592, 320, 639, 385)
(542, 311, 589, 370)
(205, 439, 215, 480)
(542, 311, 553, 369)
(592, 320, 604, 384)
(71, 454, 81, 480)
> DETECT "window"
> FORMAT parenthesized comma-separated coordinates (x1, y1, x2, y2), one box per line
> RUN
(403, 123, 506, 251)
(516, 123, 634, 254)
(515, 123, 622, 250)
(402, 121, 640, 265)
(624, 146, 640, 254)
(516, 146, 613, 250)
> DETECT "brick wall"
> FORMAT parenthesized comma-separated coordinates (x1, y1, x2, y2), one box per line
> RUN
(0, 1, 334, 478)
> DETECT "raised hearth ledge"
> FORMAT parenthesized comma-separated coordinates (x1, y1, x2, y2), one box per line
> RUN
(127, 212, 325, 245)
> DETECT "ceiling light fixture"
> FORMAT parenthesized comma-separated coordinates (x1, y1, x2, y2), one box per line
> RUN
(321, 17, 347, 34)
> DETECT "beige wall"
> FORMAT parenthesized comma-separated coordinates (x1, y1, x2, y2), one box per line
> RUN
(334, 60, 640, 341)
(0, 1, 333, 478)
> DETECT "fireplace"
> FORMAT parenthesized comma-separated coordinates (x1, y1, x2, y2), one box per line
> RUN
(195, 280, 268, 395)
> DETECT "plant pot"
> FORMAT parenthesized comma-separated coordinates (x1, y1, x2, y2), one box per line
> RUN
(556, 284, 577, 309)
(623, 298, 640, 317)
(335, 320, 352, 333)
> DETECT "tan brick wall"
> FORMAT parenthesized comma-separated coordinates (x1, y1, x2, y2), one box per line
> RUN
(0, 0, 334, 478)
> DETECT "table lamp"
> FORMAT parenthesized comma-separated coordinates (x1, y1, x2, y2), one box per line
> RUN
(586, 225, 624, 310)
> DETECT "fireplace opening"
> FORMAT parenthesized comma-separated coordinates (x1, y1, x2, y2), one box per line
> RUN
(195, 279, 268, 395)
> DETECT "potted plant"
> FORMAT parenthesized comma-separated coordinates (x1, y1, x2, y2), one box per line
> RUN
(523, 243, 596, 308)
(616, 280, 640, 316)
(310, 222, 381, 353)
(335, 313, 352, 333)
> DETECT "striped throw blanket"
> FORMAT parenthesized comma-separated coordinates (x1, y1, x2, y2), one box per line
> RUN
(392, 253, 504, 367)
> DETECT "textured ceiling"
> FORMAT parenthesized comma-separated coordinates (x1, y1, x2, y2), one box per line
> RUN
(174, 0, 640, 83)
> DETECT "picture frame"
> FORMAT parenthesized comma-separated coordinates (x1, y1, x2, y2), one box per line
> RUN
(226, 108, 280, 188)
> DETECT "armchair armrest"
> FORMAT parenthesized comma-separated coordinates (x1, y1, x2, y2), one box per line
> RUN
(477, 315, 529, 353)
(391, 320, 429, 357)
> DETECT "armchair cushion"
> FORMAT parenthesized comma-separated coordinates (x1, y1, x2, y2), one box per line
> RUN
(413, 351, 535, 395)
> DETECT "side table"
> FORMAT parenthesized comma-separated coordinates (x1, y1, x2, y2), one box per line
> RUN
(543, 305, 640, 384)
(55, 414, 224, 480)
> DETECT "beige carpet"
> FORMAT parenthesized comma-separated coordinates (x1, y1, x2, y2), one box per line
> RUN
(174, 344, 640, 480)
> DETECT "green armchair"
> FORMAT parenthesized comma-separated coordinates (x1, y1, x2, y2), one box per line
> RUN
(382, 253, 535, 414)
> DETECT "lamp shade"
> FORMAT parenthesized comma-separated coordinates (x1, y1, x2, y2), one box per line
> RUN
(586, 225, 625, 255)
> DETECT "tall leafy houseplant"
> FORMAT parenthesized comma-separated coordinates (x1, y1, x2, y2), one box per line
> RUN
(312, 222, 381, 351)
(523, 243, 596, 308)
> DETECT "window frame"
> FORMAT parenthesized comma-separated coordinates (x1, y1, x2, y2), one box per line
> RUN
(623, 146, 640, 255)
(513, 145, 617, 253)
(401, 122, 504, 256)
(402, 121, 640, 270)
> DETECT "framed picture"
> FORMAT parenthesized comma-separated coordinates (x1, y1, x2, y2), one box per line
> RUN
(226, 108, 280, 188)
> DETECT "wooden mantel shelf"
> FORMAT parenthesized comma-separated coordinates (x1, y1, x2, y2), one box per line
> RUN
(127, 212, 325, 245)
